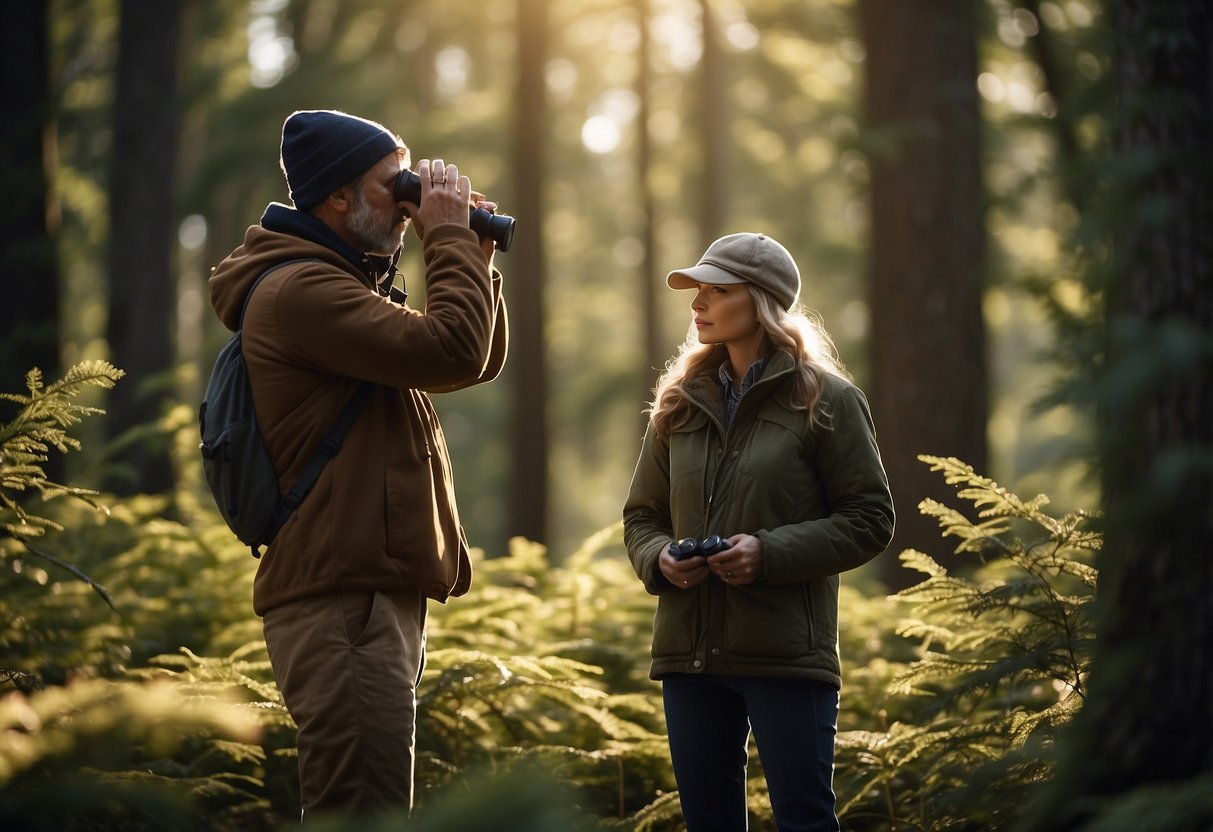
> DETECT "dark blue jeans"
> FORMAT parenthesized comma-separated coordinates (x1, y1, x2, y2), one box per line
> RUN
(662, 674, 840, 832)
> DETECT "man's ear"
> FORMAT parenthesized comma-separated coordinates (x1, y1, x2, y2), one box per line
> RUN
(327, 185, 354, 214)
(309, 187, 352, 232)
(312, 186, 353, 227)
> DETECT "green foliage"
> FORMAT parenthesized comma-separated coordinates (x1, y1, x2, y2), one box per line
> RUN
(416, 530, 676, 823)
(0, 676, 262, 832)
(2, 365, 1108, 831)
(305, 763, 604, 832)
(0, 397, 265, 694)
(835, 455, 1099, 832)
(1, 361, 123, 540)
(1, 361, 126, 688)
(0, 368, 281, 829)
(12, 524, 674, 830)
(1077, 775, 1213, 832)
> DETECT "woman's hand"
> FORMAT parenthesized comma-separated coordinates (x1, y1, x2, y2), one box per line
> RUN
(707, 534, 764, 586)
(659, 542, 709, 590)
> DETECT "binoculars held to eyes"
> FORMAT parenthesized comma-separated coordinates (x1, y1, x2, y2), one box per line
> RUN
(393, 169, 517, 252)
(669, 534, 731, 561)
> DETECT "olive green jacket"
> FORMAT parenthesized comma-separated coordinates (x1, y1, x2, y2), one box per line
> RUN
(622, 351, 894, 687)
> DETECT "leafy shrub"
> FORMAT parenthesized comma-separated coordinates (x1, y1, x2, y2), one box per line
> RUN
(835, 455, 1099, 832)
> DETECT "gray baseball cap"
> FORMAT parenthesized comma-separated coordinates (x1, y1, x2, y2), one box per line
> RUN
(666, 232, 801, 310)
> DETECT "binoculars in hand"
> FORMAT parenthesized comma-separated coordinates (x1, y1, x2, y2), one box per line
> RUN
(669, 534, 731, 561)
(394, 169, 516, 252)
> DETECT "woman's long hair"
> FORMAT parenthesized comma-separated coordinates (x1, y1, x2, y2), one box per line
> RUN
(647, 286, 850, 438)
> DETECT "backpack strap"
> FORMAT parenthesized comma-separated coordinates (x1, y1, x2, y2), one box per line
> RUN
(239, 258, 315, 328)
(254, 380, 373, 557)
(241, 258, 373, 558)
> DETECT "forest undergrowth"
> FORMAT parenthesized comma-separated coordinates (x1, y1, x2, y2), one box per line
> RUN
(0, 365, 1098, 831)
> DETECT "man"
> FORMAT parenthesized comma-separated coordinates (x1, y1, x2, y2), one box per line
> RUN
(208, 109, 508, 819)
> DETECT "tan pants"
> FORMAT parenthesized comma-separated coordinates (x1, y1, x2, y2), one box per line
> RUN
(262, 588, 427, 820)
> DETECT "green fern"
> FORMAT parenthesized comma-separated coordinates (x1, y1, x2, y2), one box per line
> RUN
(1, 362, 124, 610)
(3, 411, 1107, 830)
(835, 455, 1099, 832)
(0, 675, 263, 830)
(0, 361, 124, 518)
(415, 529, 675, 820)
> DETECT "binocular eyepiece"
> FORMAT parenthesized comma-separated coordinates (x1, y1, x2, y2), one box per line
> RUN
(669, 534, 731, 561)
(393, 169, 516, 252)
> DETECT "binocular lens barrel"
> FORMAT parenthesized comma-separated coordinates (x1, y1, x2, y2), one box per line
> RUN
(393, 169, 516, 252)
(670, 537, 700, 561)
(669, 535, 731, 561)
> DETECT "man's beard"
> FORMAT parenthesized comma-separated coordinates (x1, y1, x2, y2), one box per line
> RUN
(347, 188, 404, 255)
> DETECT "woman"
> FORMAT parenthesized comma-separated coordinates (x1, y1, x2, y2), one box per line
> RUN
(623, 232, 894, 832)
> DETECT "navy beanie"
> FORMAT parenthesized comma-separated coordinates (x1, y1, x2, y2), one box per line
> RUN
(279, 110, 402, 211)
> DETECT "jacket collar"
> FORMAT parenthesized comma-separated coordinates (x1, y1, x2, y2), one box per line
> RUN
(260, 202, 400, 290)
(685, 349, 796, 392)
(683, 349, 797, 426)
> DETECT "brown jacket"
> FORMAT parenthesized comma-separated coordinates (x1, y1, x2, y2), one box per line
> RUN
(209, 219, 507, 615)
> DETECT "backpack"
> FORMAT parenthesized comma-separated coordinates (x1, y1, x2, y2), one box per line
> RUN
(199, 261, 371, 557)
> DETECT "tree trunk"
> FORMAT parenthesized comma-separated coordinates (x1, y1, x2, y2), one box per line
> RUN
(698, 0, 726, 243)
(507, 0, 549, 546)
(104, 0, 185, 495)
(636, 0, 661, 410)
(857, 0, 987, 589)
(0, 2, 59, 395)
(1020, 3, 1213, 829)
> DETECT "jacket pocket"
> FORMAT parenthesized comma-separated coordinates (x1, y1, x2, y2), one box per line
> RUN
(723, 583, 812, 658)
(652, 592, 699, 659)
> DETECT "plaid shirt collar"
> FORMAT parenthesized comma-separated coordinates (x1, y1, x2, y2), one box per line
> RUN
(719, 357, 767, 429)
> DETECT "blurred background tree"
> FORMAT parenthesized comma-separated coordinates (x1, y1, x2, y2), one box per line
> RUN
(1, 2, 60, 415)
(508, 0, 550, 546)
(103, 0, 186, 496)
(858, 0, 987, 588)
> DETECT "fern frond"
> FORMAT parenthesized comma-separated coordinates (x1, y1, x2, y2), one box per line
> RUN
(1, 363, 122, 582)
(856, 457, 1101, 830)
(894, 619, 957, 646)
(897, 548, 947, 579)
(888, 652, 995, 696)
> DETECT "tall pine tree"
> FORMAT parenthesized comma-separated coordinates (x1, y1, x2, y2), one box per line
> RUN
(858, 0, 988, 589)
(1020, 2, 1213, 828)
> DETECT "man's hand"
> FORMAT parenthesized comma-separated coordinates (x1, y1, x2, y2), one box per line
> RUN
(472, 193, 498, 264)
(406, 158, 473, 241)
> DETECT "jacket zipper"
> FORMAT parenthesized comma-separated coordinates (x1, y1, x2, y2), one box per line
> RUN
(687, 388, 728, 536)
(686, 364, 789, 535)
